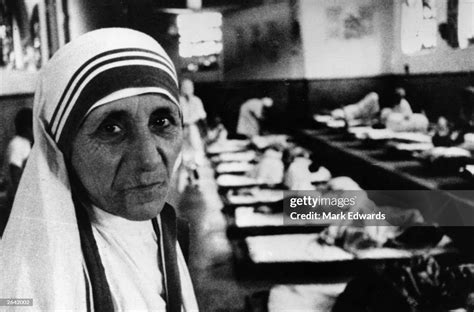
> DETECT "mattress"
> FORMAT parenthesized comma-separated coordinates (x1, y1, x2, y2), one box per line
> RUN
(206, 139, 250, 155)
(251, 135, 290, 150)
(245, 233, 454, 264)
(225, 188, 284, 205)
(234, 207, 324, 228)
(353, 247, 413, 259)
(216, 150, 257, 162)
(216, 174, 261, 188)
(268, 283, 347, 312)
(326, 120, 346, 129)
(391, 132, 432, 143)
(313, 114, 333, 123)
(215, 162, 254, 174)
(234, 207, 284, 227)
(347, 126, 373, 136)
(390, 142, 434, 152)
(245, 234, 354, 263)
(355, 128, 394, 140)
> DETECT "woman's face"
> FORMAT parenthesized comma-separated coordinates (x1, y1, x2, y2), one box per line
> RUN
(71, 94, 183, 220)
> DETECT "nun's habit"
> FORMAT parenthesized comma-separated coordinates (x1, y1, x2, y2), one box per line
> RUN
(0, 28, 198, 312)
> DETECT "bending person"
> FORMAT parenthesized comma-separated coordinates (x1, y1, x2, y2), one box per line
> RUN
(236, 97, 273, 138)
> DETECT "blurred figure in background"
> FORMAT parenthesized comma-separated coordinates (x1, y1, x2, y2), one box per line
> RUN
(331, 92, 379, 126)
(380, 87, 413, 123)
(391, 87, 413, 117)
(207, 116, 228, 145)
(432, 116, 464, 146)
(5, 107, 33, 206)
(381, 88, 429, 133)
(251, 145, 284, 186)
(284, 147, 314, 190)
(236, 97, 273, 138)
(181, 78, 207, 165)
(180, 78, 207, 188)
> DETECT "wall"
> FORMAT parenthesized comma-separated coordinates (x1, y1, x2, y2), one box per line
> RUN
(66, 0, 127, 40)
(299, 0, 394, 79)
(195, 79, 300, 136)
(306, 75, 396, 113)
(390, 1, 474, 120)
(391, 0, 474, 74)
(222, 2, 305, 80)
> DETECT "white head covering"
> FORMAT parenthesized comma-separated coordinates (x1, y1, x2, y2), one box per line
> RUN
(0, 28, 197, 311)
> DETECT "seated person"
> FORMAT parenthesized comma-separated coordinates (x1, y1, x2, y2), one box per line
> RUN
(432, 116, 464, 146)
(250, 145, 284, 185)
(381, 88, 428, 132)
(206, 116, 228, 144)
(284, 147, 315, 190)
(236, 97, 273, 138)
(391, 87, 413, 116)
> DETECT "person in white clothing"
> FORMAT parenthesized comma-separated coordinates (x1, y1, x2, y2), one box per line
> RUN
(180, 78, 207, 187)
(236, 97, 273, 138)
(0, 28, 199, 312)
(391, 88, 413, 117)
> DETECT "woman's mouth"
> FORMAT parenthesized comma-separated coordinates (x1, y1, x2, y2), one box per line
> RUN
(131, 182, 164, 191)
(123, 181, 167, 204)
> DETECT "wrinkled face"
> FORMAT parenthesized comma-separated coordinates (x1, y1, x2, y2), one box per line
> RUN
(71, 94, 183, 220)
(181, 79, 194, 97)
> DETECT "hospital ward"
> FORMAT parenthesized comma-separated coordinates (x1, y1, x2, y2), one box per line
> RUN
(0, 0, 474, 311)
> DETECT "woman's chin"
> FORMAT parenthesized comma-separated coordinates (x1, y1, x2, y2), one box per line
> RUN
(116, 186, 168, 220)
(122, 200, 166, 221)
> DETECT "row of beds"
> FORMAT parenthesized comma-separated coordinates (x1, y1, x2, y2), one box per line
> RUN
(311, 114, 474, 183)
(204, 131, 474, 312)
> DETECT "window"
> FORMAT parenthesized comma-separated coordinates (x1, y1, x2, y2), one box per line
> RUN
(401, 0, 437, 54)
(177, 12, 222, 71)
(458, 0, 474, 49)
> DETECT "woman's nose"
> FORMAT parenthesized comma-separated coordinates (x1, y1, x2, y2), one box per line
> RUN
(134, 130, 160, 171)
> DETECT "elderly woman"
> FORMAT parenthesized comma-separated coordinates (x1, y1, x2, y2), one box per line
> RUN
(0, 28, 198, 311)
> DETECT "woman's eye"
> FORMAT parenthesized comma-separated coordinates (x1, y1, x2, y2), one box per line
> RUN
(151, 118, 171, 129)
(94, 123, 125, 140)
(103, 124, 122, 134)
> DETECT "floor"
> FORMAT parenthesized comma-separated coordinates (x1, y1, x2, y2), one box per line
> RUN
(174, 162, 273, 312)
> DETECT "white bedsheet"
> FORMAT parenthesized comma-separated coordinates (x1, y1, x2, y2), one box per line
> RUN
(245, 234, 354, 263)
(215, 162, 254, 174)
(234, 207, 284, 227)
(268, 283, 346, 312)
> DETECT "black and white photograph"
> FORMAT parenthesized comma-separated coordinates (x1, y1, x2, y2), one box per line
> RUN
(0, 0, 473, 311)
